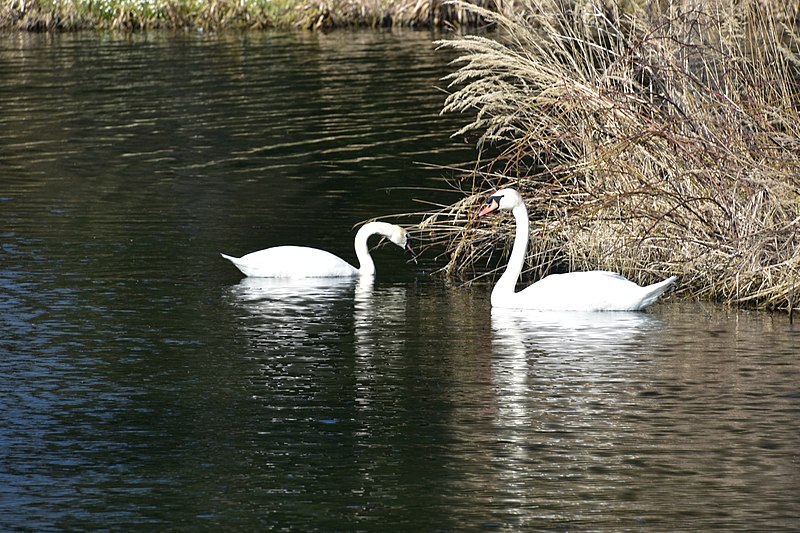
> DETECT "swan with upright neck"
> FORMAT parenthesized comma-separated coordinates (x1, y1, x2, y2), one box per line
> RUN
(478, 188, 677, 311)
(221, 221, 412, 278)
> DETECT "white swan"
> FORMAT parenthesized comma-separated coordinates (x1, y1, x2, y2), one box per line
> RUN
(478, 188, 677, 311)
(221, 221, 412, 278)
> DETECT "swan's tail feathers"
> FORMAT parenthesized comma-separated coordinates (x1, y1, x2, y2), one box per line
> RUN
(220, 253, 245, 273)
(638, 275, 678, 309)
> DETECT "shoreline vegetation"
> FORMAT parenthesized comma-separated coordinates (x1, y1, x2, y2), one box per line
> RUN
(0, 0, 492, 31)
(4, 0, 800, 313)
(415, 0, 800, 313)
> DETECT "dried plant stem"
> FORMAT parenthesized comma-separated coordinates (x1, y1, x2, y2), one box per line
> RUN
(0, 0, 495, 30)
(411, 0, 800, 312)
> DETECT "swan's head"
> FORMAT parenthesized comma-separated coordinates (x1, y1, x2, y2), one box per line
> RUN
(478, 188, 523, 216)
(365, 221, 416, 260)
(386, 224, 409, 249)
(390, 226, 418, 262)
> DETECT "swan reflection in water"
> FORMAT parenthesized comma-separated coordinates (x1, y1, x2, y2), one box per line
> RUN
(225, 277, 409, 420)
(227, 276, 358, 317)
(489, 307, 663, 419)
(486, 308, 666, 510)
(491, 308, 662, 359)
(353, 279, 408, 416)
(225, 274, 408, 363)
(225, 276, 359, 357)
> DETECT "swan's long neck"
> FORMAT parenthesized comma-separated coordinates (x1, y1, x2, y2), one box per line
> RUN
(354, 221, 394, 276)
(492, 203, 530, 301)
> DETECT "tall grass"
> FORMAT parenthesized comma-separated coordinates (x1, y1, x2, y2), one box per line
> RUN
(294, 0, 491, 29)
(2, 0, 306, 30)
(0, 0, 494, 30)
(416, 0, 800, 311)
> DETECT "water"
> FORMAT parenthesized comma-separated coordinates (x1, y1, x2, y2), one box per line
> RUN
(1, 31, 799, 531)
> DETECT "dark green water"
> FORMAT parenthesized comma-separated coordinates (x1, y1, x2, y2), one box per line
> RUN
(1, 31, 799, 531)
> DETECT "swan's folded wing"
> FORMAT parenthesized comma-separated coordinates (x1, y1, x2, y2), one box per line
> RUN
(223, 246, 359, 278)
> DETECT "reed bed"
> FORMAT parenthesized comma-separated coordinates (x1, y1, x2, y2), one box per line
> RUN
(0, 0, 493, 30)
(294, 0, 490, 30)
(414, 0, 800, 311)
(2, 0, 312, 30)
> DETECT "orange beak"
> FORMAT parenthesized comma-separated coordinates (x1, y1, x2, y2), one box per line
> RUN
(478, 198, 500, 217)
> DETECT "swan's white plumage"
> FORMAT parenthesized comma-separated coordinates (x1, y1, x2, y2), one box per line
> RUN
(497, 270, 678, 311)
(479, 188, 677, 311)
(221, 221, 409, 278)
(220, 247, 359, 278)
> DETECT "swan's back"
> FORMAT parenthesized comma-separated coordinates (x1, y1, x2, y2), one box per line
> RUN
(496, 271, 677, 311)
(221, 246, 359, 278)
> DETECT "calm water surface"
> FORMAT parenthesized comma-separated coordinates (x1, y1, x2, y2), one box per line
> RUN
(1, 31, 799, 531)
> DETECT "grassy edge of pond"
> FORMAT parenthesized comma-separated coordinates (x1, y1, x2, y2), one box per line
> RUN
(0, 0, 492, 31)
(406, 0, 800, 314)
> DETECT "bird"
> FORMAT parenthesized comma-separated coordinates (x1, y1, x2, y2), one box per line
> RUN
(477, 188, 677, 311)
(221, 221, 413, 278)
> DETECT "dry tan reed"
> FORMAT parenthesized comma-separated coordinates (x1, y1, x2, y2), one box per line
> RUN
(0, 0, 494, 30)
(415, 0, 800, 311)
(2, 0, 305, 30)
(294, 0, 492, 29)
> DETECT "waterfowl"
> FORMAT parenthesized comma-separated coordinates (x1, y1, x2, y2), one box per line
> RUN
(478, 188, 677, 311)
(221, 221, 412, 278)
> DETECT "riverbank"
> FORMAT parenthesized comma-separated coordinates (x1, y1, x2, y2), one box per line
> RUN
(415, 0, 800, 313)
(0, 0, 490, 31)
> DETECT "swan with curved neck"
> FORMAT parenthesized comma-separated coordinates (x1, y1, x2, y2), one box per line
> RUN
(221, 221, 412, 278)
(478, 188, 677, 311)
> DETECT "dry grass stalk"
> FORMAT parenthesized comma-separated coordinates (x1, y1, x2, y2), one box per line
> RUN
(1, 0, 306, 30)
(0, 0, 494, 30)
(414, 0, 800, 311)
(293, 0, 494, 29)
